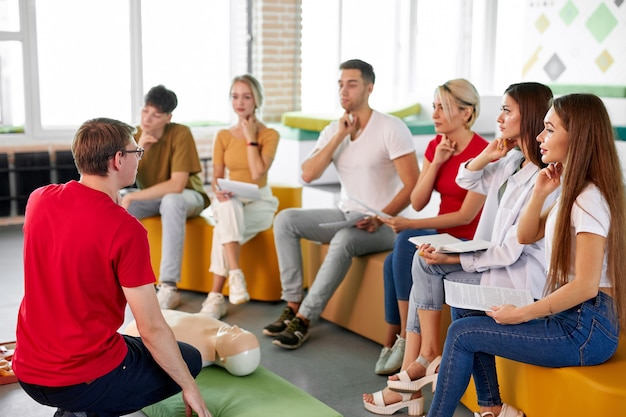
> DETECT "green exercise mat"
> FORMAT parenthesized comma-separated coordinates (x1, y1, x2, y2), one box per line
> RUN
(143, 365, 342, 417)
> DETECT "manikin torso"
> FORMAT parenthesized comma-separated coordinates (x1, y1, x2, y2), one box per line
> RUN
(125, 310, 260, 376)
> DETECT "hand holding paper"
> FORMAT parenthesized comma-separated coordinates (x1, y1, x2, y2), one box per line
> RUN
(408, 233, 492, 253)
(347, 195, 391, 218)
(319, 213, 368, 229)
(216, 178, 261, 200)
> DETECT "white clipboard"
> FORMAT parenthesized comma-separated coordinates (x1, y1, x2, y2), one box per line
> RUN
(217, 178, 261, 200)
(347, 195, 392, 218)
(319, 213, 368, 229)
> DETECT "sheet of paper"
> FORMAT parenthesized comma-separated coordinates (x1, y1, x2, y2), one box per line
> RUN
(347, 195, 392, 219)
(408, 233, 461, 248)
(444, 280, 534, 311)
(436, 239, 493, 253)
(319, 213, 368, 229)
(408, 233, 492, 253)
(217, 178, 261, 200)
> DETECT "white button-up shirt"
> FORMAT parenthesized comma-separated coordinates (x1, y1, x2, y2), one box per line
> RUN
(456, 149, 559, 299)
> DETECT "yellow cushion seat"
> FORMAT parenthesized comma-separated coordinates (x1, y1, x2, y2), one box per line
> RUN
(281, 103, 422, 132)
(141, 184, 302, 301)
(460, 335, 626, 416)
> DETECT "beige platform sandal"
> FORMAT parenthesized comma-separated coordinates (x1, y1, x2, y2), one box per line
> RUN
(387, 355, 441, 393)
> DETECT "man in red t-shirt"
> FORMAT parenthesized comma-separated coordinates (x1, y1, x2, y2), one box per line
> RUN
(13, 118, 211, 417)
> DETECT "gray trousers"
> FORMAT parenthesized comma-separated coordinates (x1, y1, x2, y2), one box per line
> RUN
(126, 189, 205, 283)
(274, 208, 396, 321)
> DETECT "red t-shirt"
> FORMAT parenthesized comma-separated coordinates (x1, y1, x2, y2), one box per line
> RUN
(425, 133, 488, 239)
(13, 181, 156, 386)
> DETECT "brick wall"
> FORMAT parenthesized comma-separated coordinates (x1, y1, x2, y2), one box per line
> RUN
(252, 0, 302, 123)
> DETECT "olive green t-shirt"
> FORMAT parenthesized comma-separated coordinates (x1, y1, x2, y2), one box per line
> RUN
(135, 123, 210, 208)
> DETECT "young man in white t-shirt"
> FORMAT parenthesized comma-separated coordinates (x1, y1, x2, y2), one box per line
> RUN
(263, 59, 420, 349)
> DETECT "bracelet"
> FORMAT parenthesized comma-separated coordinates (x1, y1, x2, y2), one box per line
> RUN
(247, 142, 259, 147)
(546, 295, 554, 315)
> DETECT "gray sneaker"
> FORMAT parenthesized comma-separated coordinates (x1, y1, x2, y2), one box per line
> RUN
(156, 284, 180, 309)
(375, 346, 393, 374)
(379, 335, 405, 375)
(200, 292, 227, 319)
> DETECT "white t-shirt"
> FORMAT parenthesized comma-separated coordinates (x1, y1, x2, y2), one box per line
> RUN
(545, 183, 611, 287)
(311, 110, 415, 215)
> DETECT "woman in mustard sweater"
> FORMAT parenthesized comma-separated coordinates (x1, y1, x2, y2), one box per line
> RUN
(202, 74, 280, 318)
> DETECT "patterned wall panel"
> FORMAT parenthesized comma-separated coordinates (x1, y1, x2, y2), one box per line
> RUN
(522, 0, 625, 84)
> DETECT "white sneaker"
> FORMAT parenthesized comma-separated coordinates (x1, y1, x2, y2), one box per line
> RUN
(228, 270, 250, 305)
(200, 292, 227, 319)
(156, 284, 180, 309)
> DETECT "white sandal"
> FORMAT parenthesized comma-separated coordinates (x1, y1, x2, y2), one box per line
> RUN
(387, 355, 441, 393)
(474, 403, 524, 417)
(363, 390, 424, 416)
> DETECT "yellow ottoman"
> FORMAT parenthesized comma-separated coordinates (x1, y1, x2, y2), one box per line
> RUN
(460, 336, 626, 416)
(141, 184, 302, 301)
(302, 241, 451, 346)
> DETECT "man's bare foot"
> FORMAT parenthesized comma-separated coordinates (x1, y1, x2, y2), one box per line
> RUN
(362, 387, 422, 406)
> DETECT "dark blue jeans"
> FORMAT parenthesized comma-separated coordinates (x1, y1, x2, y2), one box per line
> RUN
(20, 335, 202, 417)
(427, 292, 619, 417)
(383, 228, 437, 325)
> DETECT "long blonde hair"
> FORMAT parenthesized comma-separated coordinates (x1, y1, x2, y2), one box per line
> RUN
(547, 94, 626, 329)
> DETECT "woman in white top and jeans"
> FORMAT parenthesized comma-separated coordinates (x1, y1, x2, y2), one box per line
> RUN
(423, 93, 626, 416)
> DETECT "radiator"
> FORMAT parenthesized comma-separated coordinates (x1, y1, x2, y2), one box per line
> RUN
(1, 149, 79, 218)
(0, 149, 211, 221)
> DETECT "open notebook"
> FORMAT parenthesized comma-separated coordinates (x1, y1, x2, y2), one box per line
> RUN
(408, 233, 492, 253)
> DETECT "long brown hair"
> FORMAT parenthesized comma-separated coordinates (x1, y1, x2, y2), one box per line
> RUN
(547, 94, 626, 329)
(504, 82, 553, 169)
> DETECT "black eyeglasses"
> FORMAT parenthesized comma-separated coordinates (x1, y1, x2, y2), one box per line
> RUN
(120, 147, 145, 160)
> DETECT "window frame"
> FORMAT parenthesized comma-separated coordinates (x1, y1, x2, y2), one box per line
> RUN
(1, 0, 244, 145)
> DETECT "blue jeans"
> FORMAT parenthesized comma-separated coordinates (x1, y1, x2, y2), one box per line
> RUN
(426, 292, 620, 417)
(19, 335, 202, 417)
(383, 228, 436, 325)
(407, 256, 481, 333)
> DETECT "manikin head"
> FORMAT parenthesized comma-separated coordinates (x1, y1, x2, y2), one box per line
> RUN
(214, 325, 260, 376)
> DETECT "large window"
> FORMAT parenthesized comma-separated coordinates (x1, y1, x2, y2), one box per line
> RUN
(35, 1, 132, 129)
(301, 0, 525, 114)
(0, 0, 246, 140)
(2, 1, 525, 141)
(140, 0, 245, 126)
(0, 0, 24, 133)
